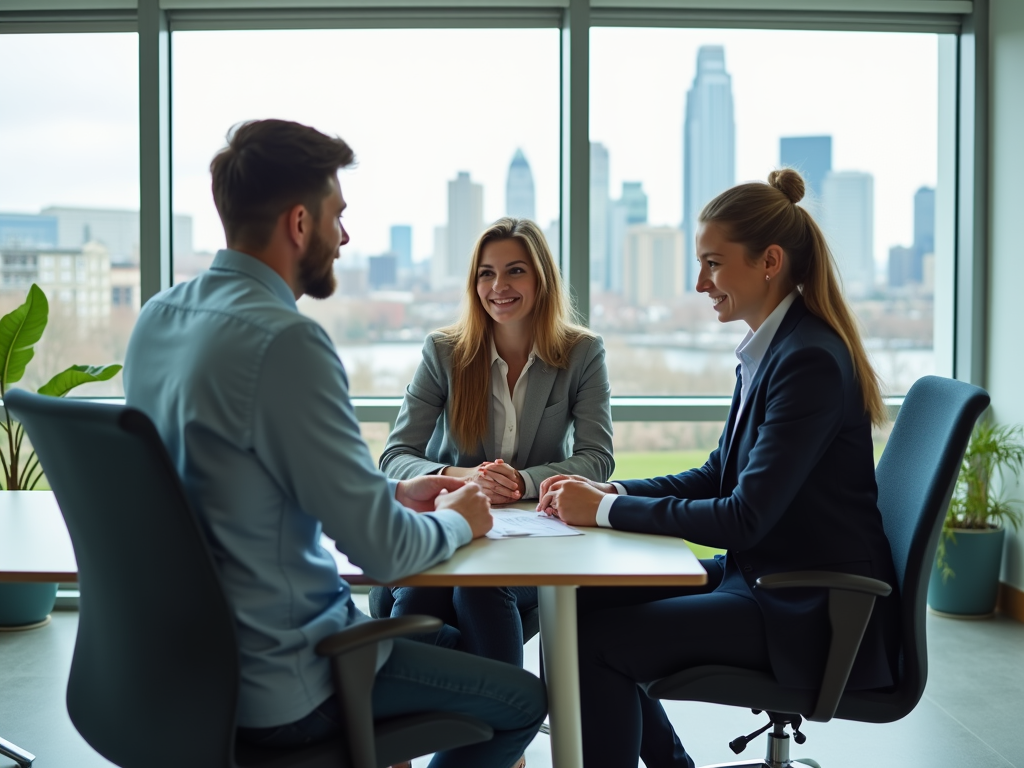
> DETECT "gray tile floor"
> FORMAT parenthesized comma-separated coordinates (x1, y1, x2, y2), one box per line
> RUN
(1, 603, 1022, 768)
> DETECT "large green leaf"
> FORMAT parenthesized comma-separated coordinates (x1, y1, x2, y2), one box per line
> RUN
(38, 364, 123, 398)
(0, 284, 48, 390)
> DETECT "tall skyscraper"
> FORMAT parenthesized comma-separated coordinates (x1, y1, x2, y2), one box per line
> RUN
(505, 149, 536, 221)
(608, 182, 648, 294)
(821, 171, 875, 298)
(913, 186, 935, 283)
(590, 142, 610, 292)
(780, 136, 832, 205)
(432, 172, 483, 290)
(683, 45, 735, 286)
(389, 225, 413, 270)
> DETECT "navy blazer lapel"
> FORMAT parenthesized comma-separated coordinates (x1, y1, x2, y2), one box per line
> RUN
(719, 367, 743, 494)
(719, 296, 808, 492)
(516, 361, 558, 467)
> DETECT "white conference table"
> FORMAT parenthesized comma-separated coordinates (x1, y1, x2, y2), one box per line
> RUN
(0, 494, 707, 768)
(328, 503, 707, 768)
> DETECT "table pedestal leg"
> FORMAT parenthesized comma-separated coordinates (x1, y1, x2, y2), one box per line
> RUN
(538, 584, 582, 768)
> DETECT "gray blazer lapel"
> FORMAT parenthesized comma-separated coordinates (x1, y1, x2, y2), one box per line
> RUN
(515, 362, 558, 467)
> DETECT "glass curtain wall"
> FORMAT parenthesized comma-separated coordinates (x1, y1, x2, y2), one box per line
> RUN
(0, 33, 140, 397)
(589, 28, 946, 400)
(171, 28, 559, 396)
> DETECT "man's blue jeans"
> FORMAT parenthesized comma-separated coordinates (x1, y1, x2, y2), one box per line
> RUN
(238, 637, 547, 768)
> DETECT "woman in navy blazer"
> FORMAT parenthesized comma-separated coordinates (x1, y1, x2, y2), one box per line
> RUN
(374, 217, 614, 675)
(539, 170, 900, 767)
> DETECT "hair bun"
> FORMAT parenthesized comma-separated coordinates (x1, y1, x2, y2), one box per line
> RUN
(768, 168, 805, 204)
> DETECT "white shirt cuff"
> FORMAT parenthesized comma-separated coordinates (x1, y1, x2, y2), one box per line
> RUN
(596, 483, 626, 528)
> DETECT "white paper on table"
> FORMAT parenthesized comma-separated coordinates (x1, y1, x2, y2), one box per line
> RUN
(485, 510, 584, 539)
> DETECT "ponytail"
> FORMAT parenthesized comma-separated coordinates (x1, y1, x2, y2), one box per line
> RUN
(700, 169, 886, 426)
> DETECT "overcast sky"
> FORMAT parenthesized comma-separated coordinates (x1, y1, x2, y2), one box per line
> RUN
(1, 27, 940, 268)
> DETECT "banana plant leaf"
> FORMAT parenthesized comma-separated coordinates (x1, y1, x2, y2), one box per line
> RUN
(0, 284, 48, 390)
(38, 364, 123, 398)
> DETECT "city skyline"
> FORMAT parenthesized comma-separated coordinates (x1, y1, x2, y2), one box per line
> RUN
(2, 29, 939, 269)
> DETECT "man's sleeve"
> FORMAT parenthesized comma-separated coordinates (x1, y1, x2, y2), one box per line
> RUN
(250, 322, 470, 583)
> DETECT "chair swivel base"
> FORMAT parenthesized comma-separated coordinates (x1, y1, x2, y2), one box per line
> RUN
(697, 732, 821, 768)
(0, 735, 36, 768)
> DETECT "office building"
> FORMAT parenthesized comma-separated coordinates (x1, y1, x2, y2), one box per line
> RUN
(888, 244, 916, 290)
(544, 218, 560, 264)
(389, 225, 413, 271)
(39, 206, 194, 264)
(821, 171, 875, 298)
(608, 182, 649, 295)
(622, 225, 686, 306)
(0, 241, 111, 320)
(505, 148, 536, 221)
(368, 253, 398, 290)
(780, 135, 832, 205)
(430, 172, 483, 291)
(683, 45, 735, 286)
(0, 212, 58, 249)
(590, 142, 610, 292)
(430, 224, 450, 291)
(913, 186, 936, 281)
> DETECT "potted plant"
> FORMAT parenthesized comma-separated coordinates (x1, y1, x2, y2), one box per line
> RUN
(927, 420, 1024, 618)
(0, 284, 121, 630)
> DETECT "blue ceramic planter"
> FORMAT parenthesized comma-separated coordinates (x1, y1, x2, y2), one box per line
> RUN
(927, 527, 1006, 618)
(0, 582, 58, 628)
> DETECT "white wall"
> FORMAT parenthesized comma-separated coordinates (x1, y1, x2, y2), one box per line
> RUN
(988, 0, 1024, 591)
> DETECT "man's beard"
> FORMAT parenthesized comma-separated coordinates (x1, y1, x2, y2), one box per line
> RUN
(298, 227, 338, 299)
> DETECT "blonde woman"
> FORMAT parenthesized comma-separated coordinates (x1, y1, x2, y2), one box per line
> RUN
(373, 217, 614, 668)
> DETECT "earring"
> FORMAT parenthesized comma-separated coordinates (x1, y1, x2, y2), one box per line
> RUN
(765, 275, 771, 282)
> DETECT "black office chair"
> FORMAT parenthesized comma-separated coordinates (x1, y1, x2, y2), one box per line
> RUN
(643, 375, 990, 768)
(5, 390, 493, 768)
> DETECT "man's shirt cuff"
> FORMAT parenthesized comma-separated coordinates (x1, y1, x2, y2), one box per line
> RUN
(596, 483, 626, 528)
(428, 508, 474, 547)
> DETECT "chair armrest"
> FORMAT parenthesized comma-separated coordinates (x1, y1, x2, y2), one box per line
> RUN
(756, 571, 892, 597)
(756, 570, 892, 723)
(314, 615, 443, 768)
(315, 615, 443, 658)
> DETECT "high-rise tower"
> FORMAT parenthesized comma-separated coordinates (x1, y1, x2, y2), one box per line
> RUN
(913, 186, 935, 283)
(505, 149, 536, 221)
(821, 170, 875, 298)
(682, 45, 735, 286)
(432, 171, 483, 290)
(780, 136, 832, 205)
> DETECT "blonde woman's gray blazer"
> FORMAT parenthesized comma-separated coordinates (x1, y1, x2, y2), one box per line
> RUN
(379, 332, 614, 491)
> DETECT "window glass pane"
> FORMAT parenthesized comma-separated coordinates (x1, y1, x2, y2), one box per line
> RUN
(590, 28, 947, 396)
(172, 29, 559, 395)
(0, 33, 139, 397)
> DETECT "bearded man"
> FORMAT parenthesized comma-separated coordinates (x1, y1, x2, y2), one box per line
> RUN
(123, 119, 545, 768)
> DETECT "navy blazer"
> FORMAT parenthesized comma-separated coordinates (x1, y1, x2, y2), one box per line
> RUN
(613, 297, 900, 691)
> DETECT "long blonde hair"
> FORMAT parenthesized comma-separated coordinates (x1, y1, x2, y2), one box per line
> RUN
(440, 217, 592, 451)
(699, 169, 886, 425)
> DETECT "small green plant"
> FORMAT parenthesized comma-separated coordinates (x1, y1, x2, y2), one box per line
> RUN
(937, 421, 1024, 579)
(1, 284, 122, 490)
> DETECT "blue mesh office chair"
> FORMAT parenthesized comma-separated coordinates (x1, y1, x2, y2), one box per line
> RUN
(643, 375, 990, 768)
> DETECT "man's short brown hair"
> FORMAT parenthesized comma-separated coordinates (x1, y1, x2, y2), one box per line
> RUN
(210, 119, 355, 249)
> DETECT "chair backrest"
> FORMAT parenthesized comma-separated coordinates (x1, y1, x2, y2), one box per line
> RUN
(873, 375, 988, 716)
(6, 390, 240, 768)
